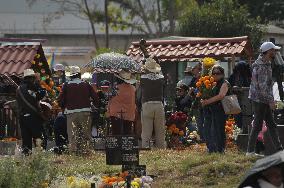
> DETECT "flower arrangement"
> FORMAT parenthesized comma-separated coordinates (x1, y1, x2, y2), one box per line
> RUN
(195, 76, 217, 99)
(98, 172, 153, 188)
(166, 124, 185, 148)
(225, 117, 241, 148)
(168, 112, 188, 129)
(202, 57, 216, 75)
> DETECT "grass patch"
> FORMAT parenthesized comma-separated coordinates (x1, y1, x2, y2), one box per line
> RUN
(0, 149, 258, 188)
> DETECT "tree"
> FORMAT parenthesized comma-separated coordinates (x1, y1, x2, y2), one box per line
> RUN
(238, 0, 284, 23)
(178, 0, 264, 50)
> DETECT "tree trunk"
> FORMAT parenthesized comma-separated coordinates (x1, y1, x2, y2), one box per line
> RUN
(105, 0, 109, 48)
(137, 0, 154, 36)
(157, 0, 162, 36)
(83, 0, 100, 49)
(168, 0, 175, 35)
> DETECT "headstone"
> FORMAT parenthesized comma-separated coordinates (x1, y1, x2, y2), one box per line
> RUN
(105, 136, 139, 165)
(93, 136, 106, 150)
(106, 136, 122, 165)
(121, 136, 139, 165)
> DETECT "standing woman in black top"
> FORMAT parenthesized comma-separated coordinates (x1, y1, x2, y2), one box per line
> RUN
(201, 65, 229, 153)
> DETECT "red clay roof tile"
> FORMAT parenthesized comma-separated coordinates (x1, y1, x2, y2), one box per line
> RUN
(126, 36, 253, 62)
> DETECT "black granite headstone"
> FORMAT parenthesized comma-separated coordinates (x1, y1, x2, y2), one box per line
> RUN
(105, 136, 139, 165)
(106, 136, 122, 165)
(121, 136, 139, 165)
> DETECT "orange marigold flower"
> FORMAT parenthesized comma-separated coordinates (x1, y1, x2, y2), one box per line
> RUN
(196, 92, 202, 98)
(210, 77, 214, 83)
(179, 131, 184, 136)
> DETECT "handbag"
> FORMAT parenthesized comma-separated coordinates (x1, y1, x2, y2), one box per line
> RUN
(221, 95, 241, 115)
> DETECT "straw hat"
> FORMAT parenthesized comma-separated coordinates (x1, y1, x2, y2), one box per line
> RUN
(53, 64, 65, 72)
(69, 66, 81, 76)
(143, 58, 161, 73)
(23, 69, 35, 77)
(114, 70, 136, 84)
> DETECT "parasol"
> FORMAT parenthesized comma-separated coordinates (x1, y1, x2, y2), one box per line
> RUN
(239, 150, 284, 187)
(84, 52, 141, 73)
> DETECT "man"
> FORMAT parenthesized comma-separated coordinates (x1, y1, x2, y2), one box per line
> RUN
(140, 58, 166, 148)
(16, 69, 45, 155)
(247, 42, 283, 155)
(175, 84, 192, 113)
(177, 66, 194, 87)
(59, 66, 98, 155)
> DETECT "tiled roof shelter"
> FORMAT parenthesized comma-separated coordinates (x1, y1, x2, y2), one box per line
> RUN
(0, 38, 49, 76)
(126, 36, 254, 62)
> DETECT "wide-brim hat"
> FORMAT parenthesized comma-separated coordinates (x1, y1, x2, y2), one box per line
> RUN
(69, 66, 81, 76)
(114, 70, 136, 84)
(53, 64, 65, 72)
(143, 58, 161, 73)
(23, 69, 35, 77)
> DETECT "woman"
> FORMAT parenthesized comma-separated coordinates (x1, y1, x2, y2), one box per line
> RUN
(108, 70, 136, 135)
(175, 84, 192, 113)
(201, 65, 229, 153)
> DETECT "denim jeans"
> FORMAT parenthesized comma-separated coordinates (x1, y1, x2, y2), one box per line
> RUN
(247, 101, 283, 153)
(203, 104, 226, 153)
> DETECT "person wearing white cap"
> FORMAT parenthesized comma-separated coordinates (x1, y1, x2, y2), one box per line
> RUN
(247, 42, 283, 155)
(139, 57, 166, 149)
(59, 66, 98, 155)
(16, 69, 45, 155)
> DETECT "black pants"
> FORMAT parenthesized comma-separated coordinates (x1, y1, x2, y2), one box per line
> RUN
(53, 114, 68, 152)
(247, 101, 283, 153)
(204, 105, 227, 153)
(110, 116, 133, 135)
(19, 114, 44, 154)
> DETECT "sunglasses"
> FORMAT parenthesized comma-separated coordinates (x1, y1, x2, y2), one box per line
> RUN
(212, 72, 222, 75)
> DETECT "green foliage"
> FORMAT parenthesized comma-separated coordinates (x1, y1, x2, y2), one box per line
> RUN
(0, 152, 57, 188)
(94, 48, 124, 56)
(178, 0, 265, 51)
(0, 150, 258, 188)
(239, 0, 284, 22)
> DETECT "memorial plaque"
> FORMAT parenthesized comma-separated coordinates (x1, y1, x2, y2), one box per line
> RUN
(106, 136, 122, 165)
(121, 136, 139, 165)
(106, 136, 139, 165)
(122, 165, 146, 177)
(93, 136, 106, 150)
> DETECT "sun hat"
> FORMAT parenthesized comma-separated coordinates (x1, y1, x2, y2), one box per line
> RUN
(114, 70, 136, 84)
(260, 42, 281, 53)
(23, 69, 35, 77)
(143, 57, 161, 73)
(53, 64, 65, 72)
(69, 66, 81, 76)
(176, 84, 189, 91)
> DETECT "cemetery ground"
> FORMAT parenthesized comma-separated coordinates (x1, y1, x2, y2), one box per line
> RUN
(0, 146, 258, 188)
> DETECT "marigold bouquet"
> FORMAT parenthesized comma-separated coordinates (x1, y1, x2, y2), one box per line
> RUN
(225, 117, 241, 148)
(195, 76, 217, 99)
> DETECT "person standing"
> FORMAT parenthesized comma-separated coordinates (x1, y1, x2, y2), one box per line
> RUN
(247, 42, 283, 155)
(140, 58, 166, 149)
(59, 66, 98, 155)
(201, 65, 229, 153)
(177, 66, 194, 87)
(107, 70, 136, 135)
(16, 69, 45, 155)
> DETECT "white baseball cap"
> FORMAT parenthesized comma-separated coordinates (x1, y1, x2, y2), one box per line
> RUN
(260, 42, 281, 53)
(69, 66, 81, 76)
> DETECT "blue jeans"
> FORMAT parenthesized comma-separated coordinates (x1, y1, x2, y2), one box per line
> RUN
(203, 105, 226, 153)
